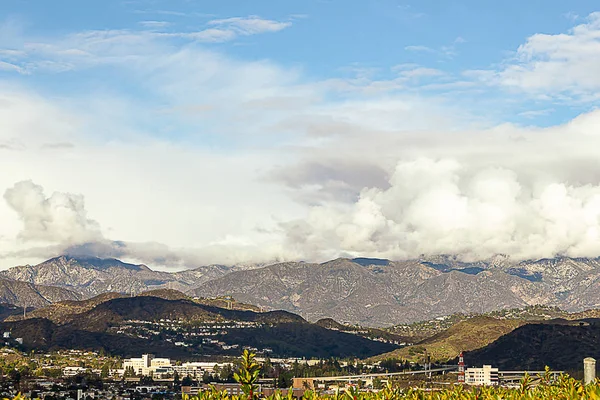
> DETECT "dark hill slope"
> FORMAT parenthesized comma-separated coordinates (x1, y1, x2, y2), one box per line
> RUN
(5, 290, 267, 325)
(465, 319, 600, 370)
(5, 292, 124, 323)
(0, 318, 190, 358)
(0, 303, 26, 320)
(315, 318, 409, 344)
(374, 316, 525, 362)
(0, 295, 397, 359)
(69, 296, 305, 331)
(224, 322, 396, 359)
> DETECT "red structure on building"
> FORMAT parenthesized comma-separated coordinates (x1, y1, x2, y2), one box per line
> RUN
(458, 352, 465, 383)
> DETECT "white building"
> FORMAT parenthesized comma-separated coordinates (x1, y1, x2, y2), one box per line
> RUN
(465, 365, 499, 386)
(172, 362, 207, 379)
(123, 354, 173, 376)
(63, 366, 89, 376)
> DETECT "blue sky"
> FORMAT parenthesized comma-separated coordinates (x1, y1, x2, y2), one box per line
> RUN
(3, 1, 600, 268)
(2, 0, 600, 128)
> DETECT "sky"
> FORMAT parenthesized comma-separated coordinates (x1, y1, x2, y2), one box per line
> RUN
(2, 0, 600, 269)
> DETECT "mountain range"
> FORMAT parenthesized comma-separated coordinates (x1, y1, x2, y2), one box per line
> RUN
(0, 256, 232, 297)
(4, 254, 600, 326)
(190, 256, 600, 326)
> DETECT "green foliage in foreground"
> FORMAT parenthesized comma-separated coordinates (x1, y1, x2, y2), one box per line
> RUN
(178, 376, 600, 400)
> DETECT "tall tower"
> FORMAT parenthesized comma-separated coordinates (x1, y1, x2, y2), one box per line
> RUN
(458, 352, 465, 383)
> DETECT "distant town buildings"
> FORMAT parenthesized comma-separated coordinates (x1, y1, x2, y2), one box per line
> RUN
(121, 354, 236, 378)
(119, 354, 328, 379)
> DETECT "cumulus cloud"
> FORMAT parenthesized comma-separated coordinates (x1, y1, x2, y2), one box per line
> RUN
(1, 179, 295, 269)
(4, 181, 102, 244)
(282, 157, 600, 262)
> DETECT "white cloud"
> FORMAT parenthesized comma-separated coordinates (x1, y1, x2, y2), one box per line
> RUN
(5, 14, 600, 269)
(139, 21, 171, 28)
(282, 149, 600, 262)
(0, 141, 305, 268)
(397, 67, 444, 79)
(176, 16, 292, 43)
(0, 15, 293, 74)
(518, 109, 555, 119)
(4, 181, 102, 244)
(0, 61, 25, 74)
(132, 10, 189, 17)
(405, 37, 465, 59)
(564, 11, 580, 22)
(186, 28, 238, 43)
(484, 12, 600, 98)
(404, 45, 434, 52)
(208, 16, 292, 35)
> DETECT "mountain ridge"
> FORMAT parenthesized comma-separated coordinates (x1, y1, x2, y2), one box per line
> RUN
(6, 254, 600, 326)
(0, 293, 397, 359)
(0, 277, 80, 308)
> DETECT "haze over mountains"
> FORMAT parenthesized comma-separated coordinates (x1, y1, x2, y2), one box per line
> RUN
(2, 254, 600, 326)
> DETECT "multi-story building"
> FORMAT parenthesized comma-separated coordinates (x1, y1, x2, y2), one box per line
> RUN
(172, 362, 207, 379)
(465, 365, 499, 386)
(122, 355, 235, 378)
(123, 354, 173, 376)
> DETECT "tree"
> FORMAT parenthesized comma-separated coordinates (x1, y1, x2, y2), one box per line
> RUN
(8, 368, 21, 383)
(123, 366, 136, 378)
(101, 363, 110, 379)
(373, 378, 383, 390)
(181, 376, 193, 386)
(261, 357, 273, 378)
(276, 374, 290, 388)
(233, 350, 261, 400)
(219, 364, 233, 382)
